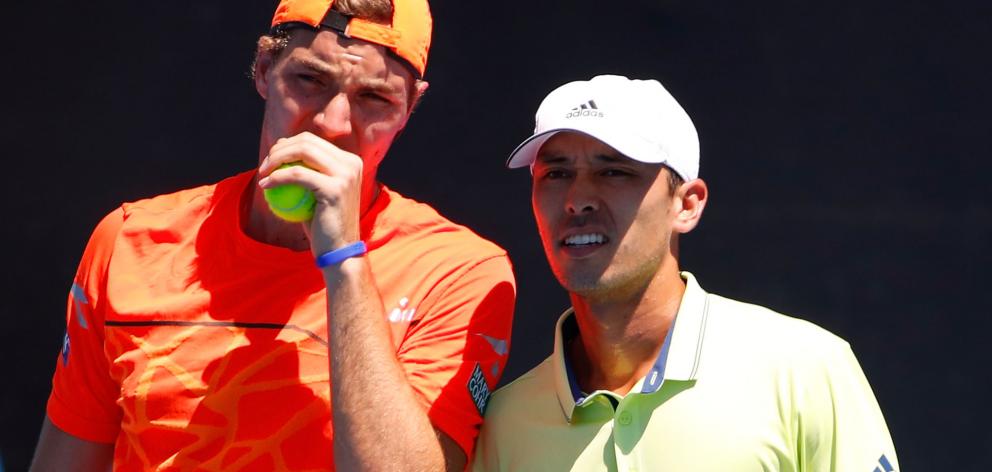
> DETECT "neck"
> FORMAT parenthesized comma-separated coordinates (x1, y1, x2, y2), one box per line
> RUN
(243, 172, 380, 251)
(567, 260, 686, 396)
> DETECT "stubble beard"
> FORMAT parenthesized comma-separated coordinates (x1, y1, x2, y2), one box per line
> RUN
(552, 244, 665, 304)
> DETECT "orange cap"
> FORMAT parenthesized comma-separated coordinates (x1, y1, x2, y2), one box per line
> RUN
(271, 0, 432, 78)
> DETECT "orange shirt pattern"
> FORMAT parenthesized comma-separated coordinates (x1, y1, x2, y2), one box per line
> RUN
(48, 171, 516, 470)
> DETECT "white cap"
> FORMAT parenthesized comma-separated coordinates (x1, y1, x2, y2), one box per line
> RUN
(506, 75, 699, 181)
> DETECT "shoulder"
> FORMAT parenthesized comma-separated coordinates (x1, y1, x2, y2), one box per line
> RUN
(74, 207, 127, 288)
(120, 171, 250, 224)
(695, 293, 857, 386)
(85, 207, 127, 252)
(484, 356, 557, 426)
(363, 188, 515, 321)
(375, 187, 508, 261)
(705, 293, 849, 357)
(695, 293, 873, 416)
(371, 188, 514, 298)
(92, 172, 250, 281)
(475, 357, 570, 469)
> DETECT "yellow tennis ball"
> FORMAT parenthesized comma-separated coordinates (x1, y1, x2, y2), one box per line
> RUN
(263, 163, 315, 222)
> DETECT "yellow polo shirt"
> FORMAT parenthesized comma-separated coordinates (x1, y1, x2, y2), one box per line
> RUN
(473, 273, 898, 471)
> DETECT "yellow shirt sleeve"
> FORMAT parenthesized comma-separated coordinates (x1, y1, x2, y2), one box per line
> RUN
(799, 341, 899, 471)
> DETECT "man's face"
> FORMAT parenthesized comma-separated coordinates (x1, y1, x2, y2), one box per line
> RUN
(531, 132, 680, 298)
(254, 28, 419, 171)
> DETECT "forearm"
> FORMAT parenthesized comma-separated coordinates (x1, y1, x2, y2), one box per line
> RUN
(324, 258, 447, 471)
(31, 417, 114, 472)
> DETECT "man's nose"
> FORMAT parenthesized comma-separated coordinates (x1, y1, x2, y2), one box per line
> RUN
(313, 92, 352, 137)
(565, 177, 599, 215)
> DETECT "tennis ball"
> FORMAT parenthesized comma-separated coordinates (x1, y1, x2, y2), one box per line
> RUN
(263, 163, 316, 222)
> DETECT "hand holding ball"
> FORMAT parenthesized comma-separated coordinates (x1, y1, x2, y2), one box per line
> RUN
(263, 163, 315, 222)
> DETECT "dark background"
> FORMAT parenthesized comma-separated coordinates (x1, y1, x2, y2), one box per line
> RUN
(2, 0, 989, 470)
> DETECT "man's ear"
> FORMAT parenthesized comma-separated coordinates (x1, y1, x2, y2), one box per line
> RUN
(408, 79, 429, 113)
(672, 178, 708, 234)
(253, 39, 275, 100)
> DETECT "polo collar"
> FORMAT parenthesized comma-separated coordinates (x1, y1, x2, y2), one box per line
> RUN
(553, 272, 710, 422)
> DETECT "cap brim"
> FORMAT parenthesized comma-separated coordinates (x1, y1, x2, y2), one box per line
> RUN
(506, 126, 667, 169)
(506, 130, 566, 168)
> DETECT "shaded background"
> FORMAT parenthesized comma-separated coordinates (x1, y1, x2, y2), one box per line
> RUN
(2, 0, 990, 470)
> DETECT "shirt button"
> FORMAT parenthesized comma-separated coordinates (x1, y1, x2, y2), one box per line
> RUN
(618, 411, 632, 426)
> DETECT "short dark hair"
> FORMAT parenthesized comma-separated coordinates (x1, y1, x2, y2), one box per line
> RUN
(665, 166, 685, 196)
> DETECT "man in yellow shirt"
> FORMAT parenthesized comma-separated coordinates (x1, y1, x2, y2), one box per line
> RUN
(473, 75, 898, 471)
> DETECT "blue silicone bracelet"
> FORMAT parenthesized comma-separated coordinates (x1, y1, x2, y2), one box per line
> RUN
(315, 241, 368, 268)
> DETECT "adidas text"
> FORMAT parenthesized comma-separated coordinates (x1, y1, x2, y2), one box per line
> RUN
(565, 109, 605, 118)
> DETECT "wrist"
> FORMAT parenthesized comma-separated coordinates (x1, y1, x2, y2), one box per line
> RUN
(315, 241, 367, 268)
(320, 254, 367, 286)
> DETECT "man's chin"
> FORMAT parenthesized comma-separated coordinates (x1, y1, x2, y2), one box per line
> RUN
(554, 271, 607, 297)
(555, 267, 658, 303)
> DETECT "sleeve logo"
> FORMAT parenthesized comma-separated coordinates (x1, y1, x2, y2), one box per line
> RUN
(873, 454, 895, 472)
(61, 331, 71, 366)
(70, 282, 90, 330)
(467, 362, 492, 415)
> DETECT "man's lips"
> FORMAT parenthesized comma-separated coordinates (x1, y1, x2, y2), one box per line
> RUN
(559, 232, 610, 257)
(562, 233, 608, 246)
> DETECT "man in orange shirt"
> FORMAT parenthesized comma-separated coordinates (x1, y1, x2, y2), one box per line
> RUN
(31, 1, 515, 470)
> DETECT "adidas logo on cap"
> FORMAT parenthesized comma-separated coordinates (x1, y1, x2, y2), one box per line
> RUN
(565, 100, 605, 119)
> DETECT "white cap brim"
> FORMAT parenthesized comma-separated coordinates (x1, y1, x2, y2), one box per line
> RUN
(506, 125, 677, 177)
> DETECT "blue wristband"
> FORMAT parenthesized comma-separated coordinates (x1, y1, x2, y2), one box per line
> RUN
(315, 241, 368, 268)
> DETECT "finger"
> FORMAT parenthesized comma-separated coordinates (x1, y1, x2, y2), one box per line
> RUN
(260, 132, 361, 177)
(257, 163, 332, 191)
(258, 165, 361, 209)
(259, 139, 335, 177)
(264, 141, 363, 190)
